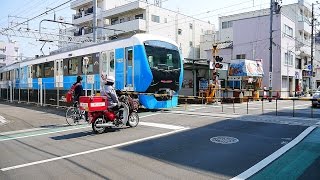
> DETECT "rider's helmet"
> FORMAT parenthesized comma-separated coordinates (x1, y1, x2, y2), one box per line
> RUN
(105, 76, 115, 85)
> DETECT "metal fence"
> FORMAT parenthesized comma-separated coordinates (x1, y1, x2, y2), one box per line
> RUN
(0, 82, 100, 107)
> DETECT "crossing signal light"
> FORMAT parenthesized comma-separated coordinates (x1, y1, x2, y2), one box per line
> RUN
(215, 56, 223, 62)
(215, 63, 223, 69)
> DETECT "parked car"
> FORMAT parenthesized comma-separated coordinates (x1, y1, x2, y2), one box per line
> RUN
(312, 90, 320, 108)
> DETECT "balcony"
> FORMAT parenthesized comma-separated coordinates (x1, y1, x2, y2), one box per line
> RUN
(73, 13, 93, 25)
(102, 1, 147, 19)
(102, 19, 147, 37)
(297, 16, 311, 33)
(299, 45, 311, 57)
(71, 0, 93, 10)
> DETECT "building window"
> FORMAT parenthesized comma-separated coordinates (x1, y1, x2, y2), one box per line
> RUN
(285, 52, 293, 66)
(151, 15, 160, 23)
(296, 59, 302, 69)
(164, 18, 167, 23)
(222, 21, 233, 29)
(284, 24, 293, 37)
(236, 54, 246, 59)
(135, 14, 143, 19)
(189, 41, 193, 47)
(111, 17, 118, 25)
(0, 47, 5, 53)
(189, 23, 193, 29)
(178, 29, 182, 35)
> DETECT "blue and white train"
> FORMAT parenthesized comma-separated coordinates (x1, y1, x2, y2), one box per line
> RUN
(0, 34, 183, 109)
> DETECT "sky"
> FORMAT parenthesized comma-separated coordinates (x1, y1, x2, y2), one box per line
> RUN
(0, 0, 314, 59)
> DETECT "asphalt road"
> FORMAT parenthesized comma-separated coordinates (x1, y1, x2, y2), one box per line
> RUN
(0, 101, 319, 180)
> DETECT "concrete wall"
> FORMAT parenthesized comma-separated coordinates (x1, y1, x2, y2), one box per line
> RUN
(0, 41, 19, 66)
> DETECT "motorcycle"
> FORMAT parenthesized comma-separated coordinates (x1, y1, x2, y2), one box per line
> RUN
(79, 95, 139, 134)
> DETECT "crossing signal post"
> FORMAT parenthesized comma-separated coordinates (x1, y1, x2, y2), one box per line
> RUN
(211, 45, 224, 85)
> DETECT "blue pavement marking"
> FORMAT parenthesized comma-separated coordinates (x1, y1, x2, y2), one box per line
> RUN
(249, 127, 320, 180)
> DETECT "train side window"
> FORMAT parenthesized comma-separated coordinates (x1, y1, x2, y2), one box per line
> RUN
(102, 52, 107, 72)
(56, 61, 59, 72)
(68, 58, 79, 75)
(44, 62, 54, 77)
(126, 48, 133, 66)
(20, 68, 23, 79)
(81, 55, 93, 74)
(110, 51, 114, 72)
(34, 64, 43, 78)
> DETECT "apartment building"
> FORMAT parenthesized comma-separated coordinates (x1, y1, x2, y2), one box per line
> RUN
(0, 41, 20, 67)
(64, 0, 214, 61)
(215, 0, 314, 97)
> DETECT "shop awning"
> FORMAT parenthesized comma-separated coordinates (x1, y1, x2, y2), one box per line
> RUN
(229, 59, 264, 77)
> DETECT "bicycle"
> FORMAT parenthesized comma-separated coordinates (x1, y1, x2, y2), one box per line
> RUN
(65, 101, 88, 126)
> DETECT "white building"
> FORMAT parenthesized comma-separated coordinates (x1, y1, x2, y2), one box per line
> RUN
(0, 41, 20, 67)
(64, 0, 214, 61)
(212, 0, 314, 97)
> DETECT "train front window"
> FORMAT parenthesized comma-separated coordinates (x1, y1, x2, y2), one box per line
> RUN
(144, 40, 180, 70)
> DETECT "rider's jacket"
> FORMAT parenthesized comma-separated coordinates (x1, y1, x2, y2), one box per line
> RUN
(101, 85, 119, 108)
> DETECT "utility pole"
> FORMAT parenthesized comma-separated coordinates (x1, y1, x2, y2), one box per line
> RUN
(268, 0, 281, 101)
(311, 2, 315, 93)
(269, 0, 274, 101)
(93, 0, 97, 42)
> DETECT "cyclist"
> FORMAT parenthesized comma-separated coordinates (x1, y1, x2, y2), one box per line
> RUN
(72, 76, 88, 121)
(73, 75, 84, 106)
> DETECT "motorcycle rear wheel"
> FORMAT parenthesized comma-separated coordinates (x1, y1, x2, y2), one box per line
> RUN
(92, 117, 106, 134)
(127, 112, 139, 127)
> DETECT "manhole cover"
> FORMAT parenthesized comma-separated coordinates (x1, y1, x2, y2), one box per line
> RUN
(210, 136, 239, 144)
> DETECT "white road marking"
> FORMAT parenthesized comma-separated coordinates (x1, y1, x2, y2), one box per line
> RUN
(188, 106, 209, 111)
(230, 126, 316, 180)
(165, 110, 241, 118)
(0, 126, 90, 142)
(0, 113, 172, 142)
(0, 127, 190, 172)
(139, 122, 186, 130)
(0, 115, 7, 124)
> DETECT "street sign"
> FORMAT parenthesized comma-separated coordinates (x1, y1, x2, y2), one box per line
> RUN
(199, 79, 208, 90)
(87, 75, 95, 84)
(38, 78, 42, 85)
(269, 72, 272, 88)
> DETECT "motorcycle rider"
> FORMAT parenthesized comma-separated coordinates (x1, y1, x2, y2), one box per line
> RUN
(101, 76, 119, 108)
(101, 76, 123, 120)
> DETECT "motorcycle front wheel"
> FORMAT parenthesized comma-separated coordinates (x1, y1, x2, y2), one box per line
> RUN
(127, 112, 139, 127)
(92, 117, 106, 134)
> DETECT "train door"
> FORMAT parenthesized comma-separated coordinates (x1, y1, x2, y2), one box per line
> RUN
(100, 50, 115, 83)
(54, 59, 63, 88)
(28, 65, 32, 88)
(125, 47, 133, 91)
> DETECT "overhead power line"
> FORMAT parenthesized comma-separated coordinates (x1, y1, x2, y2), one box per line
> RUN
(1, 0, 73, 33)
